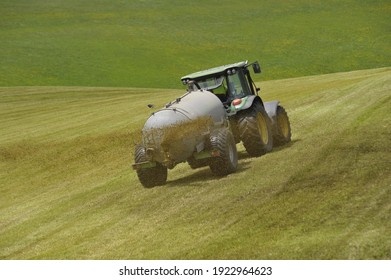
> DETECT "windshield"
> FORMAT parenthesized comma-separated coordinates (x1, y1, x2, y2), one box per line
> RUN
(195, 76, 225, 91)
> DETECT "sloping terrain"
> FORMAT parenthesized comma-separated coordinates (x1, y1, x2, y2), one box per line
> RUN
(0, 68, 390, 259)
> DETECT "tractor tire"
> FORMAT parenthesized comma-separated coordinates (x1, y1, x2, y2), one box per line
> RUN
(209, 128, 238, 176)
(237, 102, 273, 157)
(134, 145, 167, 188)
(273, 105, 292, 146)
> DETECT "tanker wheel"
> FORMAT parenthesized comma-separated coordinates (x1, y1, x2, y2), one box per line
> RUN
(273, 105, 292, 146)
(187, 156, 209, 169)
(237, 102, 273, 157)
(209, 128, 238, 176)
(134, 145, 167, 188)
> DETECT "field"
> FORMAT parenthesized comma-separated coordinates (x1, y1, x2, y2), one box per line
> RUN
(1, 67, 390, 259)
(1, 0, 390, 260)
(1, 0, 390, 88)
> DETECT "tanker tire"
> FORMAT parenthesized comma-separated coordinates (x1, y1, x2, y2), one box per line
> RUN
(187, 156, 209, 169)
(134, 145, 167, 188)
(237, 102, 273, 157)
(209, 129, 238, 176)
(273, 106, 291, 146)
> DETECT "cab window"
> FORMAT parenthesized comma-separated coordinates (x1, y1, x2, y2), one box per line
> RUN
(227, 70, 251, 99)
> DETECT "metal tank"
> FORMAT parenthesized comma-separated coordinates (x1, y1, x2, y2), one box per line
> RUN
(141, 90, 226, 167)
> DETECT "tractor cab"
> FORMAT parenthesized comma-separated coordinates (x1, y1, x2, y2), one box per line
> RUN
(181, 61, 261, 108)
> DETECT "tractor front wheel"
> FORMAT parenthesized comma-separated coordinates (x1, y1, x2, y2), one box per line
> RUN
(273, 105, 292, 146)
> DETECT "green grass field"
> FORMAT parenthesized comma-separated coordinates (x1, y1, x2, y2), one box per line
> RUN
(1, 68, 390, 259)
(1, 0, 390, 260)
(1, 0, 390, 88)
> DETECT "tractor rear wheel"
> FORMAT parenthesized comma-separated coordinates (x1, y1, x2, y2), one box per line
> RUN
(209, 128, 238, 176)
(134, 145, 167, 188)
(237, 102, 273, 157)
(273, 105, 291, 146)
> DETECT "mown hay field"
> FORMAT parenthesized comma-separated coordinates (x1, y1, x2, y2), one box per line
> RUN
(1, 68, 390, 259)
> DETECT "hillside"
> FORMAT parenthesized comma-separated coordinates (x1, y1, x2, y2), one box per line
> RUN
(0, 67, 390, 259)
(1, 0, 390, 88)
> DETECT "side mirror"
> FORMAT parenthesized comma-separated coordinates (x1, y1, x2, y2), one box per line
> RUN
(252, 62, 261, 74)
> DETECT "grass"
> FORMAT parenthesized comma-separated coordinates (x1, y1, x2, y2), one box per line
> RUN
(0, 67, 390, 259)
(1, 0, 390, 260)
(1, 0, 390, 88)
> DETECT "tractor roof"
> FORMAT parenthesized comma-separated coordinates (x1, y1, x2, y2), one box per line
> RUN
(181, 61, 248, 81)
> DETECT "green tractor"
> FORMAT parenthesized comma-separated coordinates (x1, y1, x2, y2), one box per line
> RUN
(181, 60, 291, 159)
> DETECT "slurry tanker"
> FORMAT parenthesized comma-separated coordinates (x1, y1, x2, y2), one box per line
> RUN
(132, 61, 291, 188)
